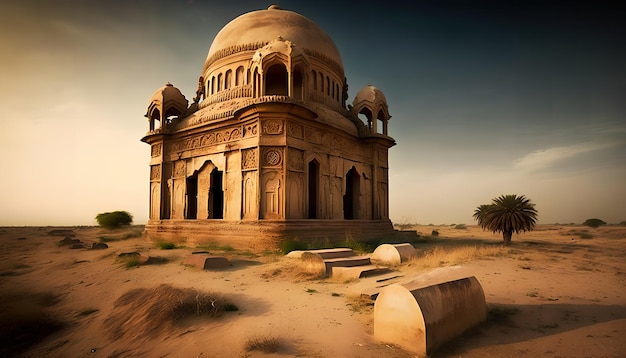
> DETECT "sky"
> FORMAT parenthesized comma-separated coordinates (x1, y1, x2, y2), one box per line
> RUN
(1, 0, 624, 226)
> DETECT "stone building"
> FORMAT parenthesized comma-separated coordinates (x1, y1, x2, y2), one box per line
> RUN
(141, 5, 396, 249)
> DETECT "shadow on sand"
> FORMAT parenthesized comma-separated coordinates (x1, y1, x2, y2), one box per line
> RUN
(435, 302, 626, 357)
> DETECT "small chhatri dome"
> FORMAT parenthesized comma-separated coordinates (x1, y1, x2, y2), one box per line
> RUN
(351, 85, 391, 135)
(147, 83, 188, 111)
(145, 83, 188, 130)
(352, 84, 388, 107)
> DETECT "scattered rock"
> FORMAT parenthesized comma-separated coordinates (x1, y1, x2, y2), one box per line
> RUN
(91, 242, 109, 250)
(69, 243, 85, 250)
(17, 237, 27, 240)
(58, 237, 82, 246)
(184, 254, 230, 270)
(118, 251, 140, 257)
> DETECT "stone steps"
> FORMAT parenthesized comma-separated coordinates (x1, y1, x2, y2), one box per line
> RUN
(290, 244, 416, 281)
(323, 255, 371, 275)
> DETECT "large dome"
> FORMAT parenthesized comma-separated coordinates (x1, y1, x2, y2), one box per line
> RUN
(204, 5, 343, 73)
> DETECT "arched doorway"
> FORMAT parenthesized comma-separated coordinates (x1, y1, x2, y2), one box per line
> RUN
(308, 160, 319, 219)
(208, 168, 224, 219)
(343, 167, 360, 220)
(185, 175, 198, 219)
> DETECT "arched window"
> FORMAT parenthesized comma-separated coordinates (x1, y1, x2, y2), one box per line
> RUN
(211, 76, 215, 94)
(253, 68, 258, 97)
(264, 63, 288, 96)
(224, 70, 232, 89)
(377, 110, 386, 135)
(236, 66, 244, 86)
(217, 73, 222, 92)
(335, 83, 340, 101)
(150, 108, 161, 131)
(164, 107, 181, 126)
(319, 72, 324, 92)
(326, 76, 330, 95)
(358, 107, 373, 130)
(311, 70, 317, 90)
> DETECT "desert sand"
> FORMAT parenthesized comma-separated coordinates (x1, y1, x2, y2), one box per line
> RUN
(1, 224, 624, 357)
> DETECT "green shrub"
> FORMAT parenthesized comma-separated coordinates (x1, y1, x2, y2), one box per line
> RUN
(280, 238, 308, 254)
(95, 211, 133, 229)
(157, 242, 176, 250)
(454, 224, 467, 229)
(582, 218, 606, 228)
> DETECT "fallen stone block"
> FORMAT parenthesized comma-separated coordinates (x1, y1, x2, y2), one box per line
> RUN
(371, 243, 416, 266)
(183, 254, 230, 270)
(286, 248, 354, 259)
(374, 276, 486, 356)
(331, 264, 392, 280)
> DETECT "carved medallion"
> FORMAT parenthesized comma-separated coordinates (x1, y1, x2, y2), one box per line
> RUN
(262, 120, 283, 135)
(262, 147, 283, 167)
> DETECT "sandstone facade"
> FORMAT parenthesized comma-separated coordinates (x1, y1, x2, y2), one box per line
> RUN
(141, 6, 396, 249)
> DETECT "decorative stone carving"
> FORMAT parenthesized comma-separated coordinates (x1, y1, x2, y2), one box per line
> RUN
(262, 147, 283, 167)
(204, 42, 268, 71)
(244, 124, 258, 137)
(242, 148, 257, 170)
(287, 122, 303, 138)
(262, 119, 283, 134)
(165, 128, 242, 154)
(262, 173, 281, 219)
(287, 148, 304, 171)
(150, 165, 161, 180)
(174, 161, 185, 177)
(151, 143, 162, 157)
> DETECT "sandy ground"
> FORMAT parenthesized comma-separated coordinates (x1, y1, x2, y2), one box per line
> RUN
(0, 224, 625, 357)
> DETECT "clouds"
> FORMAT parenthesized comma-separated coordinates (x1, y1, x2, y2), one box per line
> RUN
(512, 142, 617, 173)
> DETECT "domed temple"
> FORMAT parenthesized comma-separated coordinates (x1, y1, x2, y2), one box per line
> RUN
(141, 5, 396, 249)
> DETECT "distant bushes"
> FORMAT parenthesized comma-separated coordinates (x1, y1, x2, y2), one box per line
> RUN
(582, 218, 606, 228)
(95, 211, 133, 229)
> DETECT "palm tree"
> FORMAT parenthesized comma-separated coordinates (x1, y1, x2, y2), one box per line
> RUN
(473, 194, 538, 245)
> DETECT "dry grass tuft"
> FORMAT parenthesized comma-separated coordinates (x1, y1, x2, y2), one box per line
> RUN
(104, 284, 238, 340)
(345, 294, 375, 313)
(407, 245, 510, 270)
(244, 335, 281, 353)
